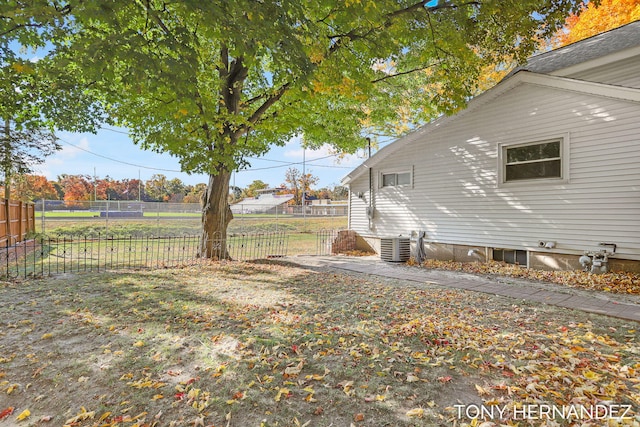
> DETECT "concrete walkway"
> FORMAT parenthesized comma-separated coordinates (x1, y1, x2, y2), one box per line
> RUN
(288, 255, 640, 323)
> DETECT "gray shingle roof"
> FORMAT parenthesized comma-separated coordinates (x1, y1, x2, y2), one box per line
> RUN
(511, 20, 640, 75)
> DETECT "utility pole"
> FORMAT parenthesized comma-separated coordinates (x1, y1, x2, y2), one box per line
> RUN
(302, 148, 306, 226)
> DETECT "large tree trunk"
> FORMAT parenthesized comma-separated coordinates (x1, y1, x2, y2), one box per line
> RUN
(199, 168, 233, 259)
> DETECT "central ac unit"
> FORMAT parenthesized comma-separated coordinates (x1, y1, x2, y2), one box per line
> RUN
(380, 237, 410, 262)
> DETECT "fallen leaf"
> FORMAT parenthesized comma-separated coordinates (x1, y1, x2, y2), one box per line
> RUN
(64, 407, 95, 424)
(284, 360, 304, 377)
(475, 384, 491, 396)
(353, 413, 364, 422)
(16, 409, 30, 421)
(406, 407, 424, 418)
(275, 387, 290, 402)
(338, 380, 354, 395)
(0, 407, 14, 420)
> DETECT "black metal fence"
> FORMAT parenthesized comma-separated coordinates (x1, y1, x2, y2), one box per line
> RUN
(316, 229, 357, 256)
(1, 232, 289, 279)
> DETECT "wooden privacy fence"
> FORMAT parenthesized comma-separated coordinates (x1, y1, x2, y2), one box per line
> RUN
(1, 198, 36, 246)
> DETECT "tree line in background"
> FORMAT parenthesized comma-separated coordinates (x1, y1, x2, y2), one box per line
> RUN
(0, 167, 347, 205)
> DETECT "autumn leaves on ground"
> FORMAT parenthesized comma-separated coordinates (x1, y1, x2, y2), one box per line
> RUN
(1, 262, 638, 427)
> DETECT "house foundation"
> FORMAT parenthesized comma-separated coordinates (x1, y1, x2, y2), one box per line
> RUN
(355, 234, 640, 273)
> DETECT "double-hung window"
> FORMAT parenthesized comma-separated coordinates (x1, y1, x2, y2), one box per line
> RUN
(500, 137, 568, 184)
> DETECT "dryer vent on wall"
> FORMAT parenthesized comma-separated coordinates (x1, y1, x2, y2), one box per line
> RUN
(380, 237, 410, 262)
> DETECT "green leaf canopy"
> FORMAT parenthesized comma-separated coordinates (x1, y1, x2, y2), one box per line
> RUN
(32, 0, 581, 175)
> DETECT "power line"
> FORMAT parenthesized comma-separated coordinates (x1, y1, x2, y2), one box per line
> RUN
(240, 154, 353, 171)
(58, 136, 357, 174)
(57, 138, 183, 172)
(102, 125, 360, 167)
(100, 126, 130, 135)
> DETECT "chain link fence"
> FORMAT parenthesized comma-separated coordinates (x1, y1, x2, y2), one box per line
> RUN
(34, 200, 347, 236)
(2, 199, 360, 279)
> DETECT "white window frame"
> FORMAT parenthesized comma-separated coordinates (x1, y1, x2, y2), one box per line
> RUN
(497, 133, 570, 186)
(379, 168, 413, 189)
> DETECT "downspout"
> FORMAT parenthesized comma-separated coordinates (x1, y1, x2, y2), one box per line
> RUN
(367, 138, 374, 231)
(347, 187, 351, 230)
(368, 166, 373, 230)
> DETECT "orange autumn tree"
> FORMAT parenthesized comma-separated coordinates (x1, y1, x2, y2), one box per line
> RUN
(555, 0, 640, 46)
(58, 174, 93, 205)
(10, 175, 58, 202)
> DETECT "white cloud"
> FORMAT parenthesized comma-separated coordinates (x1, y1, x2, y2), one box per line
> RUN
(45, 136, 91, 170)
(59, 137, 90, 159)
(282, 134, 363, 167)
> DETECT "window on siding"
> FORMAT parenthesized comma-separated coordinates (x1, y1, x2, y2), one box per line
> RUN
(381, 171, 411, 188)
(503, 139, 562, 182)
(493, 249, 528, 266)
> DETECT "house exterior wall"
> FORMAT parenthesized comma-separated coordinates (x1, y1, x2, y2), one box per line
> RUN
(566, 55, 640, 89)
(347, 82, 640, 268)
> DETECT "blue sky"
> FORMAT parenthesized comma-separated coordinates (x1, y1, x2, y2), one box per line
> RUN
(39, 128, 370, 190)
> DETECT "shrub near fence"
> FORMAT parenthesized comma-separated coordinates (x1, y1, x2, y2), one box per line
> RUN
(1, 198, 35, 246)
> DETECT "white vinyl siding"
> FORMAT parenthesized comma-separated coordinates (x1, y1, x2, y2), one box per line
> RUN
(567, 55, 640, 89)
(348, 182, 371, 232)
(347, 83, 640, 261)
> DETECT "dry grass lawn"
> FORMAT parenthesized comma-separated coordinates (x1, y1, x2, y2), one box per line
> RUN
(0, 261, 638, 426)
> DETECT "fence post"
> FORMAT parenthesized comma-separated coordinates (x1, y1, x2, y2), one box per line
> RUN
(3, 198, 9, 245)
(18, 201, 23, 242)
(3, 237, 7, 275)
(41, 199, 45, 234)
(105, 198, 109, 235)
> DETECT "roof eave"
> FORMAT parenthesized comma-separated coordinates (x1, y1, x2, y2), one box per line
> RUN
(342, 71, 640, 185)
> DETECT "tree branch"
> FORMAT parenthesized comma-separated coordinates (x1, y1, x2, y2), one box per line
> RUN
(372, 62, 441, 83)
(327, 0, 482, 50)
(388, 0, 481, 18)
(135, 0, 174, 38)
(245, 82, 291, 127)
(0, 23, 43, 38)
(0, 3, 72, 38)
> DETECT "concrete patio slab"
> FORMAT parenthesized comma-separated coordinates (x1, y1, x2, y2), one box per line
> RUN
(288, 255, 640, 323)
